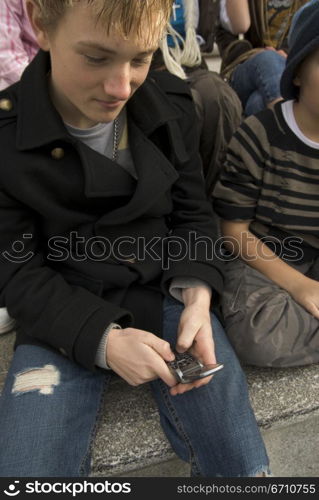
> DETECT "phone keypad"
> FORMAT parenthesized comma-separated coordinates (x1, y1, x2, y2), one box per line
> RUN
(168, 351, 201, 372)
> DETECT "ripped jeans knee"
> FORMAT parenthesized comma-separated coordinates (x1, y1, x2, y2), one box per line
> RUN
(12, 364, 60, 396)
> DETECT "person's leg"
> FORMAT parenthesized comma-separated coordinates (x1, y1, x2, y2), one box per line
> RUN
(222, 258, 319, 367)
(150, 297, 270, 477)
(231, 50, 286, 116)
(245, 90, 265, 117)
(0, 344, 108, 477)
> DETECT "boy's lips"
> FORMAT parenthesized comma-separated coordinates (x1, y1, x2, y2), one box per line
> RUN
(95, 99, 123, 109)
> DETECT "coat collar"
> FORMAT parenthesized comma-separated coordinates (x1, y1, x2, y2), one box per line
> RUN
(16, 51, 71, 151)
(16, 50, 185, 154)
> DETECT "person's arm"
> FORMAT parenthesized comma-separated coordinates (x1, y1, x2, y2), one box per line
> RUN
(0, 0, 33, 89)
(105, 283, 215, 395)
(170, 284, 215, 395)
(213, 112, 319, 321)
(102, 277, 213, 391)
(0, 181, 180, 388)
(106, 284, 215, 395)
(223, 0, 251, 34)
(105, 325, 177, 387)
(221, 219, 319, 320)
(158, 79, 224, 395)
(0, 185, 136, 370)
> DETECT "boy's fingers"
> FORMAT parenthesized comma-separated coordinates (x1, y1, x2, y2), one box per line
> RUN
(169, 375, 213, 396)
(145, 334, 175, 361)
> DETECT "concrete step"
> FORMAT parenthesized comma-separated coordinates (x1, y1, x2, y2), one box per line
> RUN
(1, 331, 318, 477)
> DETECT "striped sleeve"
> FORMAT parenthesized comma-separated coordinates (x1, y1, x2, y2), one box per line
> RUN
(213, 115, 267, 221)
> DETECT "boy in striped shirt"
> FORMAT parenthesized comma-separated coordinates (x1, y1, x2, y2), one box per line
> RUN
(213, 1, 319, 368)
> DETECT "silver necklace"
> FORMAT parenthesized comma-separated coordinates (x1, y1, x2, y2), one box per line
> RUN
(112, 118, 119, 162)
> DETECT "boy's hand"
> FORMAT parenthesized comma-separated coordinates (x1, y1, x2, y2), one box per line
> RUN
(106, 285, 216, 395)
(290, 277, 319, 320)
(169, 301, 216, 395)
(168, 285, 216, 396)
(106, 327, 177, 387)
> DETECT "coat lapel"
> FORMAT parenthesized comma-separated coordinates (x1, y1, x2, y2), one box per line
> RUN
(75, 140, 136, 199)
(94, 119, 179, 227)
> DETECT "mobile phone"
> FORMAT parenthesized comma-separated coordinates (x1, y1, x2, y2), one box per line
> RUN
(166, 350, 224, 384)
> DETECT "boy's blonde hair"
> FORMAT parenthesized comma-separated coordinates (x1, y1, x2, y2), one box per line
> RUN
(31, 0, 173, 39)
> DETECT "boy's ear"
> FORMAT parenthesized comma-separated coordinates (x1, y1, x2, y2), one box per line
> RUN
(292, 60, 305, 89)
(293, 74, 301, 88)
(293, 68, 301, 88)
(25, 0, 51, 51)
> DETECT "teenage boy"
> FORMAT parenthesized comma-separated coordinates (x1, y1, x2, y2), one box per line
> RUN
(214, 1, 319, 368)
(0, 0, 269, 476)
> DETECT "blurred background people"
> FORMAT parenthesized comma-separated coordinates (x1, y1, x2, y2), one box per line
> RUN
(152, 0, 242, 194)
(0, 0, 38, 90)
(216, 0, 309, 116)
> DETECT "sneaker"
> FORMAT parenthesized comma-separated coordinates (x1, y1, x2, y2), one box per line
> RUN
(0, 308, 15, 334)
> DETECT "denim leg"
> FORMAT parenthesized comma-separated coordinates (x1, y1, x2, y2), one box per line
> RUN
(150, 297, 270, 477)
(245, 91, 265, 117)
(0, 345, 108, 477)
(231, 51, 286, 115)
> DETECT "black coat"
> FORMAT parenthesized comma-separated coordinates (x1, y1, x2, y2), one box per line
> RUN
(0, 51, 224, 371)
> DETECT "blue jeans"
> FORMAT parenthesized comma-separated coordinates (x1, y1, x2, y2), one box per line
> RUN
(0, 297, 269, 477)
(231, 50, 286, 116)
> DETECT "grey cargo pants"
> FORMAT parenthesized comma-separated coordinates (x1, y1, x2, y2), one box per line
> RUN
(221, 257, 319, 367)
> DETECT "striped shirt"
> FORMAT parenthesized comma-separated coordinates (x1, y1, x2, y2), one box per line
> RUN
(213, 101, 319, 254)
(0, 0, 38, 90)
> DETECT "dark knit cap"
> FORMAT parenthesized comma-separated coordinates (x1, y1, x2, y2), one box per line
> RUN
(281, 1, 319, 100)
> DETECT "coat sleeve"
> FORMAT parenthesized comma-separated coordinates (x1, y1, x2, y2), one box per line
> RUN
(0, 188, 133, 371)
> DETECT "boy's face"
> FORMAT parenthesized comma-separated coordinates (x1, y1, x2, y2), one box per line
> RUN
(294, 48, 319, 113)
(34, 3, 161, 128)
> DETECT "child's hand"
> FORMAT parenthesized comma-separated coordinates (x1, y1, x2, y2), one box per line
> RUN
(290, 277, 319, 320)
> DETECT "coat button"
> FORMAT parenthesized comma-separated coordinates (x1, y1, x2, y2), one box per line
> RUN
(51, 147, 65, 160)
(0, 98, 13, 111)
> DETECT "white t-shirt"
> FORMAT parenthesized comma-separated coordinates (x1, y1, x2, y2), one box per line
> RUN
(281, 100, 319, 149)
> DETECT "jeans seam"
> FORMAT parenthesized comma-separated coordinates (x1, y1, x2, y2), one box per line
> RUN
(254, 63, 269, 104)
(253, 55, 283, 104)
(78, 374, 111, 476)
(157, 379, 202, 476)
(233, 53, 283, 108)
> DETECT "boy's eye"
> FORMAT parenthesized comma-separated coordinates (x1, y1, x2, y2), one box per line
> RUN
(132, 59, 149, 67)
(85, 55, 107, 64)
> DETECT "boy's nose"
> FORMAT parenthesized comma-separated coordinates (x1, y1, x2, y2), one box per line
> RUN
(103, 65, 131, 101)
